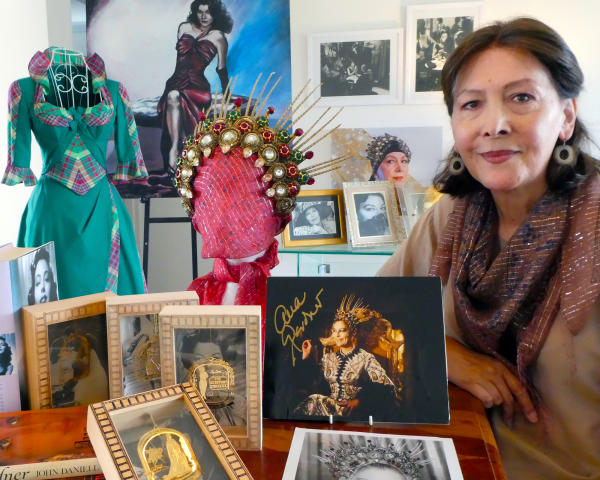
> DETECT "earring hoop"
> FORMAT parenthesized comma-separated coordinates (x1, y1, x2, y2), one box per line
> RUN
(553, 141, 575, 166)
(448, 153, 465, 175)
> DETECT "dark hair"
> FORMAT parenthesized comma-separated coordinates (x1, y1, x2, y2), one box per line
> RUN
(187, 0, 233, 34)
(28, 247, 58, 305)
(434, 17, 598, 196)
(295, 203, 333, 228)
(0, 337, 12, 372)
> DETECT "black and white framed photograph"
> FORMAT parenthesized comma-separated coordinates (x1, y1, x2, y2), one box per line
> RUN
(283, 190, 347, 247)
(87, 384, 253, 480)
(282, 429, 464, 480)
(14, 242, 59, 307)
(159, 305, 262, 450)
(22, 292, 113, 409)
(405, 2, 481, 104)
(343, 181, 404, 247)
(0, 333, 16, 376)
(105, 291, 198, 398)
(309, 29, 402, 106)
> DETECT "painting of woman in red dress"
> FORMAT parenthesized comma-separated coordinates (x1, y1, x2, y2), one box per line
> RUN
(157, 0, 233, 176)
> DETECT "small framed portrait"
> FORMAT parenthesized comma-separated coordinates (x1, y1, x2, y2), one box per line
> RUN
(282, 190, 347, 247)
(22, 292, 114, 409)
(159, 305, 262, 450)
(283, 428, 463, 480)
(14, 242, 59, 307)
(105, 291, 199, 398)
(264, 277, 449, 424)
(308, 29, 403, 106)
(87, 383, 253, 480)
(405, 2, 481, 104)
(342, 181, 404, 247)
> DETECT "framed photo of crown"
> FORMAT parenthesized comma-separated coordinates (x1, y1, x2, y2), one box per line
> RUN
(283, 428, 463, 480)
(22, 292, 115, 410)
(343, 181, 405, 247)
(105, 291, 199, 399)
(158, 305, 262, 450)
(87, 383, 254, 480)
(264, 277, 449, 424)
(282, 189, 347, 247)
(308, 29, 403, 106)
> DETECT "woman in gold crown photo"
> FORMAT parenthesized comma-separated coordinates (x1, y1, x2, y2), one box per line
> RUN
(294, 296, 399, 418)
(379, 17, 600, 479)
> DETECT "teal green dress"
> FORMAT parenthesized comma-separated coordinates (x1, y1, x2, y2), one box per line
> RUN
(2, 48, 148, 299)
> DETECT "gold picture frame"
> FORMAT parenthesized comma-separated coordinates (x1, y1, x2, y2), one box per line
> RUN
(105, 291, 199, 399)
(282, 189, 347, 247)
(159, 305, 262, 451)
(342, 180, 405, 247)
(87, 383, 254, 480)
(22, 292, 114, 410)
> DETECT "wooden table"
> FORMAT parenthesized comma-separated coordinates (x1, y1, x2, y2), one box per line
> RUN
(239, 384, 506, 479)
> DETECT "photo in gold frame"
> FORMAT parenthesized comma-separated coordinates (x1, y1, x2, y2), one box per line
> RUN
(22, 292, 114, 410)
(159, 305, 262, 450)
(282, 189, 347, 247)
(105, 291, 199, 399)
(87, 383, 254, 480)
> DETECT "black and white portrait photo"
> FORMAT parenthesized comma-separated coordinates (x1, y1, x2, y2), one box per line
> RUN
(15, 243, 58, 307)
(283, 429, 463, 480)
(284, 192, 346, 247)
(0, 333, 16, 376)
(174, 328, 247, 428)
(353, 192, 391, 237)
(120, 314, 161, 396)
(48, 314, 109, 408)
(320, 40, 390, 97)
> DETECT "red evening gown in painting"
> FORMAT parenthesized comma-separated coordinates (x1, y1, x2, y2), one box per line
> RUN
(157, 33, 217, 170)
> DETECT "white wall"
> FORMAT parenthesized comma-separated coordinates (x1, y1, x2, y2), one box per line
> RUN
(1, 0, 599, 289)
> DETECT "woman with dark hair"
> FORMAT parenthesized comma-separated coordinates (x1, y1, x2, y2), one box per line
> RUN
(292, 202, 334, 236)
(0, 337, 13, 375)
(380, 18, 600, 479)
(355, 193, 390, 237)
(158, 0, 233, 175)
(27, 246, 58, 305)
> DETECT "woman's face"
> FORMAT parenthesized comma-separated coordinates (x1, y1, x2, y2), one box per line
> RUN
(34, 258, 51, 304)
(379, 152, 410, 184)
(196, 4, 214, 29)
(304, 206, 321, 226)
(0, 339, 6, 354)
(358, 195, 385, 221)
(331, 320, 353, 349)
(440, 31, 449, 42)
(451, 47, 576, 200)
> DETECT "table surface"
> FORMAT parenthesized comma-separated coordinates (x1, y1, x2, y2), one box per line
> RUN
(238, 384, 506, 480)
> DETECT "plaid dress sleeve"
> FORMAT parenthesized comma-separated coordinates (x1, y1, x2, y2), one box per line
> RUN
(113, 83, 147, 181)
(2, 80, 37, 186)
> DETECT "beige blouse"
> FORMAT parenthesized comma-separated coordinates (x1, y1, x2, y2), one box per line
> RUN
(378, 194, 600, 480)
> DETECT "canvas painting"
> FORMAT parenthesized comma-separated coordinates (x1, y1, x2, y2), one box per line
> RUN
(87, 0, 292, 198)
(264, 277, 448, 424)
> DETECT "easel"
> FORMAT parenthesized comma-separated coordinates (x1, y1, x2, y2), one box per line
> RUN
(140, 196, 198, 281)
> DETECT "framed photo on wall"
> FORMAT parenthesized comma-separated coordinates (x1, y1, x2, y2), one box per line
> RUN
(405, 2, 482, 104)
(105, 291, 198, 399)
(87, 383, 253, 480)
(159, 305, 262, 450)
(282, 190, 347, 247)
(22, 292, 114, 410)
(308, 29, 403, 106)
(342, 181, 404, 247)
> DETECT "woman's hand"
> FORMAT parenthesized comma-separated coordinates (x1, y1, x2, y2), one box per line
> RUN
(301, 339, 312, 360)
(446, 337, 538, 426)
(339, 398, 359, 415)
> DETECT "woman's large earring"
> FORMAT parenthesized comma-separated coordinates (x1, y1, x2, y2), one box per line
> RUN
(448, 152, 465, 175)
(553, 141, 575, 166)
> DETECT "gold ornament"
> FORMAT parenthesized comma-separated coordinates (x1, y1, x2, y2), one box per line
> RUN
(188, 357, 235, 408)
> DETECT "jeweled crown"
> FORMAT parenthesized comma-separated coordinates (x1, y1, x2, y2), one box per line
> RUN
(334, 295, 381, 334)
(174, 74, 348, 216)
(317, 438, 429, 480)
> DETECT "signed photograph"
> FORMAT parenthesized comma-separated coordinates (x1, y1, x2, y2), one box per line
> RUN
(264, 277, 449, 424)
(282, 428, 464, 480)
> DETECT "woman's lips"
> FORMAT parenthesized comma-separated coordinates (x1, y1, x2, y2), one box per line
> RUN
(480, 150, 517, 163)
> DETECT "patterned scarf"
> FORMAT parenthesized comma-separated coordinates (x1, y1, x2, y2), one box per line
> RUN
(430, 174, 600, 388)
